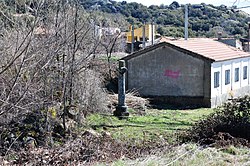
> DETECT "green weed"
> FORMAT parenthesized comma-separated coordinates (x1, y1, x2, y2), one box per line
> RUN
(85, 108, 214, 144)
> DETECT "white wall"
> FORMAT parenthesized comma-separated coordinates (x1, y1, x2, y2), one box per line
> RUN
(211, 62, 222, 97)
(211, 57, 250, 98)
(221, 60, 232, 96)
(231, 59, 241, 90)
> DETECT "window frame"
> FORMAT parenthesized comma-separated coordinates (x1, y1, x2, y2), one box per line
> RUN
(243, 66, 248, 80)
(214, 71, 220, 88)
(225, 69, 230, 85)
(235, 67, 239, 82)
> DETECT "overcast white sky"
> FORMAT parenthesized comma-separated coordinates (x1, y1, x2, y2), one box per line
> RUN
(116, 0, 250, 13)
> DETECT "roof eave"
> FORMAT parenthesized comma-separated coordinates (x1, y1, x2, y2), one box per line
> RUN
(213, 56, 250, 62)
(121, 41, 216, 63)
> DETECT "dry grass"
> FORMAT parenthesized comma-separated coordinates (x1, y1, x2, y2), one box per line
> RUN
(103, 144, 250, 166)
(109, 92, 149, 113)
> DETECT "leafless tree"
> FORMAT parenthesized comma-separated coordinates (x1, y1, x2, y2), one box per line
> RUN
(0, 0, 110, 145)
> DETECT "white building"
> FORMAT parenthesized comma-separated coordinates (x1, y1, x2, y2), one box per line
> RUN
(122, 38, 250, 108)
(94, 26, 121, 39)
(211, 56, 250, 107)
(167, 38, 250, 107)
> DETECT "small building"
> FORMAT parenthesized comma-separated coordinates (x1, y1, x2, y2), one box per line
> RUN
(126, 24, 155, 43)
(122, 38, 250, 107)
(94, 26, 121, 38)
(125, 24, 159, 53)
(218, 38, 243, 50)
(240, 38, 250, 52)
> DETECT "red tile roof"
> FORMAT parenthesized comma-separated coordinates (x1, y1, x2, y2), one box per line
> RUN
(163, 38, 250, 61)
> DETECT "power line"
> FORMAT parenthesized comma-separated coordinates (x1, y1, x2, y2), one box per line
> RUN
(236, 5, 250, 9)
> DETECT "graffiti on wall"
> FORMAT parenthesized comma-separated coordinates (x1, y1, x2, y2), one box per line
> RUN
(164, 69, 180, 79)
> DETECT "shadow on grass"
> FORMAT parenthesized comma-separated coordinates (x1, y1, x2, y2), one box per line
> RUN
(129, 121, 193, 126)
(91, 124, 145, 129)
(150, 104, 204, 110)
(91, 120, 193, 131)
(149, 101, 206, 110)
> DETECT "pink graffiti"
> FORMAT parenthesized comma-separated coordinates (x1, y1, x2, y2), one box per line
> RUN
(164, 70, 180, 79)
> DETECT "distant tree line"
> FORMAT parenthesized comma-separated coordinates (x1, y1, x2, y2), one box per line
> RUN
(80, 0, 249, 38)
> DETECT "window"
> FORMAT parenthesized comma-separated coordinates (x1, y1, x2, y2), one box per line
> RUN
(214, 72, 220, 88)
(243, 66, 247, 80)
(235, 68, 239, 82)
(225, 69, 230, 85)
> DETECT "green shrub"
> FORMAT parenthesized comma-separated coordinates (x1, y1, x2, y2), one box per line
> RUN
(183, 95, 250, 147)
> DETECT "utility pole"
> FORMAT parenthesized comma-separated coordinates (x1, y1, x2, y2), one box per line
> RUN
(248, 22, 250, 52)
(184, 4, 188, 40)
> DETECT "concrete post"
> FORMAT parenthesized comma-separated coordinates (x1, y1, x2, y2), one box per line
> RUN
(114, 60, 129, 118)
(143, 23, 146, 49)
(151, 22, 154, 45)
(131, 25, 134, 53)
(218, 32, 222, 40)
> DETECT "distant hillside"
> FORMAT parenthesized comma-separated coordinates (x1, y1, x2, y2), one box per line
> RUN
(80, 0, 250, 38)
(1, 0, 249, 38)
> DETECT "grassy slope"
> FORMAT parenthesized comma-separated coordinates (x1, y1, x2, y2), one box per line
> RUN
(86, 108, 250, 165)
(85, 108, 213, 144)
(107, 144, 250, 166)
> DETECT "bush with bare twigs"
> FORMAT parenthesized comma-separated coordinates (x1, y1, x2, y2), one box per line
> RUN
(0, 0, 125, 155)
(183, 95, 250, 147)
